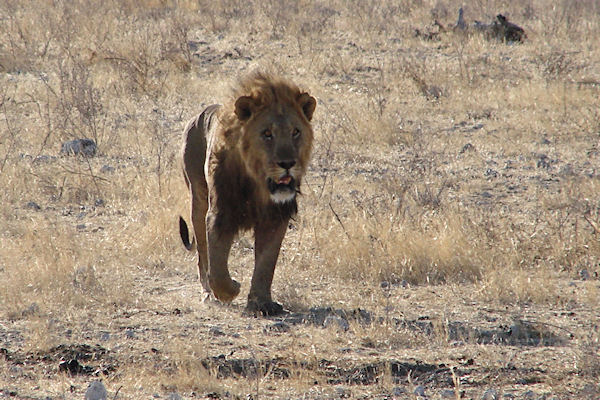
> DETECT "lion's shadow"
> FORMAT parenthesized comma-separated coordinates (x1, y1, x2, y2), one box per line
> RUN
(267, 306, 566, 347)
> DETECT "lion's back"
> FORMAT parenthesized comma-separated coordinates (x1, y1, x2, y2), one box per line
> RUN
(182, 104, 222, 187)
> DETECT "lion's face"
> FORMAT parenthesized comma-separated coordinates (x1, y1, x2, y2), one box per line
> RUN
(236, 93, 316, 204)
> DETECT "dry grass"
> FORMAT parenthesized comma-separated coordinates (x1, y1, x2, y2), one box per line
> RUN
(1, 0, 600, 398)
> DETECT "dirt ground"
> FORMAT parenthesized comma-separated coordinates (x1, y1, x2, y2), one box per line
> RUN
(1, 1, 599, 399)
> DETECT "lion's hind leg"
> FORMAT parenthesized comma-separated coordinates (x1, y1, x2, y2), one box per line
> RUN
(191, 188, 212, 296)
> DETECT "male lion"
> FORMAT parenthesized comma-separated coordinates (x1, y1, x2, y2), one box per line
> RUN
(179, 72, 316, 316)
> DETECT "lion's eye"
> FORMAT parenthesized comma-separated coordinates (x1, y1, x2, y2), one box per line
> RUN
(292, 128, 301, 139)
(262, 129, 272, 140)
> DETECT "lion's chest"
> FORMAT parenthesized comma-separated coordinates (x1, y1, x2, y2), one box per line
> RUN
(211, 168, 296, 234)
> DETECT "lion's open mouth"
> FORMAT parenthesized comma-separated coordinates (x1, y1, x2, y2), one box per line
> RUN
(267, 175, 296, 195)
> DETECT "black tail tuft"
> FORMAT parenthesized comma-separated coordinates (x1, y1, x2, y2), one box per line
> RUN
(179, 216, 194, 250)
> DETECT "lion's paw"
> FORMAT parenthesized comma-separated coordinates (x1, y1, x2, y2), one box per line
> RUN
(245, 300, 285, 317)
(210, 278, 241, 303)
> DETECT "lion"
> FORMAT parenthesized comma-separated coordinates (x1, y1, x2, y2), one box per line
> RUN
(179, 72, 316, 316)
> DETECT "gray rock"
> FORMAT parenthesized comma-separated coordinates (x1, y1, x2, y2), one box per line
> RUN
(521, 391, 537, 399)
(85, 381, 107, 400)
(268, 322, 291, 332)
(335, 387, 351, 398)
(168, 393, 183, 400)
(209, 326, 225, 336)
(482, 389, 498, 400)
(579, 269, 591, 280)
(25, 201, 41, 211)
(323, 315, 349, 331)
(414, 385, 426, 397)
(33, 155, 57, 163)
(460, 143, 475, 153)
(441, 389, 456, 398)
(100, 165, 115, 173)
(22, 303, 39, 316)
(485, 168, 499, 178)
(392, 387, 407, 396)
(60, 138, 97, 157)
(537, 154, 551, 169)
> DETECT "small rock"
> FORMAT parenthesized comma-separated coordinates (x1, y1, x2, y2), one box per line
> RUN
(460, 143, 475, 153)
(25, 201, 41, 211)
(94, 199, 105, 207)
(209, 326, 225, 336)
(168, 393, 183, 400)
(482, 388, 498, 400)
(85, 381, 107, 400)
(100, 165, 115, 173)
(33, 155, 57, 163)
(392, 387, 407, 396)
(323, 315, 349, 332)
(268, 322, 290, 332)
(521, 391, 537, 399)
(335, 387, 351, 398)
(99, 332, 110, 341)
(441, 389, 456, 398)
(425, 85, 443, 100)
(537, 154, 551, 169)
(559, 164, 575, 176)
(579, 269, 591, 281)
(22, 303, 39, 316)
(413, 385, 426, 397)
(187, 40, 200, 52)
(125, 329, 135, 339)
(485, 168, 499, 178)
(60, 138, 97, 157)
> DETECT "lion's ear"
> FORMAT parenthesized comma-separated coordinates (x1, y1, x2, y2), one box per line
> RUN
(298, 93, 316, 121)
(235, 96, 255, 121)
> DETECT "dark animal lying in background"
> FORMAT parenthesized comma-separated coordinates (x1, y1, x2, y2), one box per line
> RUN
(473, 14, 527, 43)
(416, 8, 526, 44)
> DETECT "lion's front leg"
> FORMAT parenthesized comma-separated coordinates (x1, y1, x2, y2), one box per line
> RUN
(247, 217, 289, 316)
(206, 212, 241, 303)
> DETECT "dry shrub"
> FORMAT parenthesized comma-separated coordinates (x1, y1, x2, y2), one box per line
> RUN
(479, 266, 560, 304)
(1, 216, 92, 318)
(317, 193, 483, 285)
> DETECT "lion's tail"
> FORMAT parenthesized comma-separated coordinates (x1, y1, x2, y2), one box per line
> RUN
(179, 216, 196, 251)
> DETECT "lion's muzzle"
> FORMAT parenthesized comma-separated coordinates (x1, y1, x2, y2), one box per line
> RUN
(267, 175, 297, 203)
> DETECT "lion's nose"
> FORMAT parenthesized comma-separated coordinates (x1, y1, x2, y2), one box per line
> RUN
(277, 160, 296, 170)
